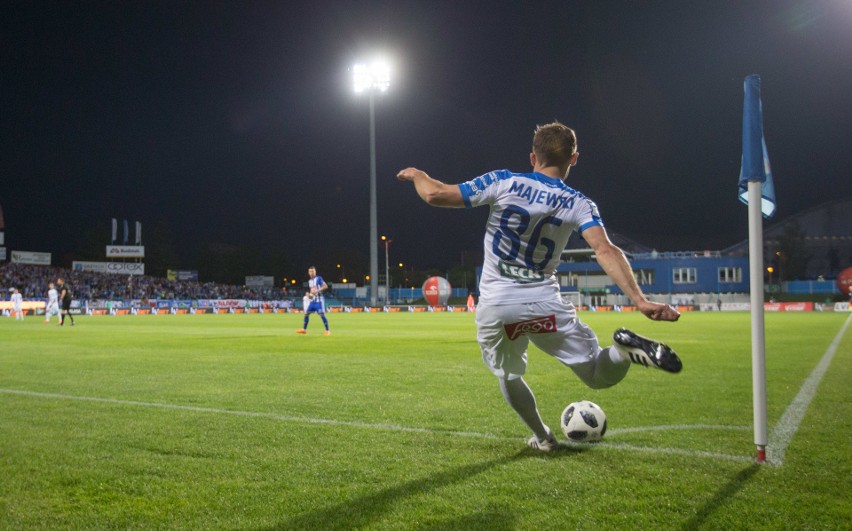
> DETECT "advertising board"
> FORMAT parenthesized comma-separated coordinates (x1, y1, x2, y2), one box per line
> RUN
(106, 245, 145, 258)
(245, 276, 274, 288)
(73, 261, 146, 275)
(167, 270, 199, 281)
(11, 250, 51, 265)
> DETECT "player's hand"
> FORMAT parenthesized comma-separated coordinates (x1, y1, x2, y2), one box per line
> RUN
(638, 301, 680, 322)
(396, 167, 428, 182)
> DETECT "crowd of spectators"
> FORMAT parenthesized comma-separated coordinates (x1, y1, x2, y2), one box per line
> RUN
(1, 263, 286, 302)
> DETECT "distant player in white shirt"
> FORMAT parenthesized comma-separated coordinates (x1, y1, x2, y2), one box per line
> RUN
(397, 121, 681, 451)
(295, 266, 330, 335)
(44, 282, 60, 323)
(10, 288, 24, 320)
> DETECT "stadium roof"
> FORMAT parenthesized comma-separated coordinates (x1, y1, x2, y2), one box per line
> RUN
(723, 197, 852, 255)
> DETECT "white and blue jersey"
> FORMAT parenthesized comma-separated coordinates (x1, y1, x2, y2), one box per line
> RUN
(306, 275, 326, 313)
(459, 169, 602, 305)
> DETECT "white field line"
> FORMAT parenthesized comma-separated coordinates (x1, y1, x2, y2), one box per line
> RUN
(1, 388, 750, 462)
(0, 388, 502, 438)
(608, 424, 751, 435)
(766, 313, 851, 466)
(587, 442, 753, 463)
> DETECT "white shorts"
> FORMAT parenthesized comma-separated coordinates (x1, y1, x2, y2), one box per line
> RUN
(475, 298, 628, 389)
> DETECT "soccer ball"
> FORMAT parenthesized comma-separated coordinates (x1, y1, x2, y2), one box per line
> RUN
(560, 400, 607, 442)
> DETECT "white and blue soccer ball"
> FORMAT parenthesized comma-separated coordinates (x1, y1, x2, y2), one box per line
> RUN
(560, 400, 607, 442)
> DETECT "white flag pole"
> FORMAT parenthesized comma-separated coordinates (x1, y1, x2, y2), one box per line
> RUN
(748, 181, 768, 463)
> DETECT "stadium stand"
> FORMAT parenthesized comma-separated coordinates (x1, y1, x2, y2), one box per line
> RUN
(0, 263, 282, 302)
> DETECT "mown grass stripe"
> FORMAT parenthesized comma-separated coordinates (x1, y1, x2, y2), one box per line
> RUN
(0, 387, 752, 463)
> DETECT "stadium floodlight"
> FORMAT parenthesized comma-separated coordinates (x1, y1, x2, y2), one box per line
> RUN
(352, 61, 391, 93)
(353, 58, 391, 307)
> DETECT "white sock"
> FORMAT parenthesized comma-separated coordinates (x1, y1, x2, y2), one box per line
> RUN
(607, 345, 628, 363)
(500, 376, 550, 440)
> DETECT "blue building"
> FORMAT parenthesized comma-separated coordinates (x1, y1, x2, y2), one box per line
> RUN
(484, 197, 851, 307)
(555, 248, 749, 307)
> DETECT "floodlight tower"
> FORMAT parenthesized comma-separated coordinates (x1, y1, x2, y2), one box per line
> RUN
(381, 235, 391, 305)
(353, 60, 390, 307)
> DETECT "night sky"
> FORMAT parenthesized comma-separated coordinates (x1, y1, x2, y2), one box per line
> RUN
(3, 1, 851, 280)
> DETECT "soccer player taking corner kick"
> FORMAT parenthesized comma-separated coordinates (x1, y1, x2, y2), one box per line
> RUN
(396, 121, 682, 451)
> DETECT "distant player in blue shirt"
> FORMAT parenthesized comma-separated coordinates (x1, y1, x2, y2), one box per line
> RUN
(397, 121, 681, 451)
(296, 266, 330, 336)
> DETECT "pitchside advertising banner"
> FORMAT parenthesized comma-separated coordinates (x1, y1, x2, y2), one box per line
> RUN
(11, 250, 51, 265)
(73, 261, 145, 275)
(106, 245, 145, 258)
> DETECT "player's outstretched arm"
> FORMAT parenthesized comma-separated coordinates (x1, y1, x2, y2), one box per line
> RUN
(582, 225, 680, 322)
(396, 167, 464, 208)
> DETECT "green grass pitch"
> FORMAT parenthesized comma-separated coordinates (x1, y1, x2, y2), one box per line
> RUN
(1, 311, 850, 529)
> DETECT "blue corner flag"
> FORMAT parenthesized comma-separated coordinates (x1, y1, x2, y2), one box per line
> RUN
(738, 74, 776, 219)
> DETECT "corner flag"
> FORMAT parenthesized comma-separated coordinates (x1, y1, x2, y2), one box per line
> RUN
(738, 74, 776, 219)
(739, 74, 775, 464)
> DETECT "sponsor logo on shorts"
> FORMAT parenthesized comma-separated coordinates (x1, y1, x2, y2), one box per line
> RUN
(504, 315, 557, 340)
